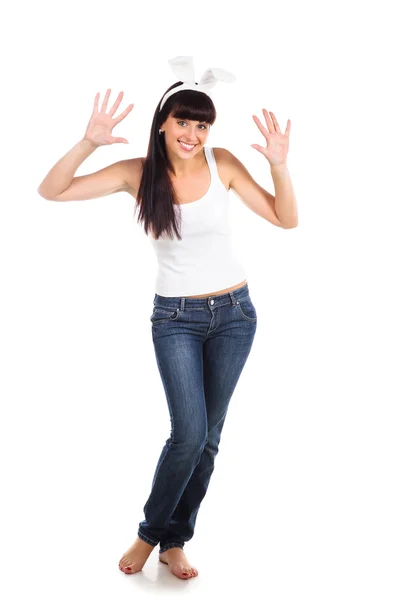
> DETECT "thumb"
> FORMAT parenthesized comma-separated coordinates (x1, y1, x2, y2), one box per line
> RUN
(251, 144, 265, 154)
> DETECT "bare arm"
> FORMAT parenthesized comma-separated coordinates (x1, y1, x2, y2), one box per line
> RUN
(38, 89, 136, 201)
(37, 139, 98, 200)
(37, 139, 138, 202)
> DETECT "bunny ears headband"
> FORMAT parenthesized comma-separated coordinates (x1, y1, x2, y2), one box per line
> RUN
(159, 55, 236, 111)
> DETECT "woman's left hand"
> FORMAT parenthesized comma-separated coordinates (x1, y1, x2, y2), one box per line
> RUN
(251, 109, 291, 167)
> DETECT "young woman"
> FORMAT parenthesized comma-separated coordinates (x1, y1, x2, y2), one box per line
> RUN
(38, 59, 297, 581)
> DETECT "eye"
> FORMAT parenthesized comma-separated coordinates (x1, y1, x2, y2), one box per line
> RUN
(177, 120, 207, 130)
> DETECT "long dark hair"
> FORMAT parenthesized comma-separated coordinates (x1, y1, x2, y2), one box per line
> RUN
(134, 81, 217, 240)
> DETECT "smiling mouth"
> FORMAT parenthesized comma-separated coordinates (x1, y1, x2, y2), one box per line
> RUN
(178, 140, 197, 151)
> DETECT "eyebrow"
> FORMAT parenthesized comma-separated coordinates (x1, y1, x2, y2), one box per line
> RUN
(175, 118, 208, 124)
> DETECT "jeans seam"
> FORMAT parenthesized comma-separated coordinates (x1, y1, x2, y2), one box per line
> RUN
(137, 530, 159, 546)
(159, 542, 184, 553)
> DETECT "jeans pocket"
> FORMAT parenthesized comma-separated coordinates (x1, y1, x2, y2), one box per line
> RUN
(150, 307, 180, 326)
(236, 297, 257, 322)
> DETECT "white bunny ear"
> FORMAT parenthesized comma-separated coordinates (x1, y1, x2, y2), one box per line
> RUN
(198, 67, 236, 90)
(160, 57, 236, 111)
(168, 56, 195, 84)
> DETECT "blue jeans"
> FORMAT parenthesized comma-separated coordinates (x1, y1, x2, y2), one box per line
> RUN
(137, 282, 258, 554)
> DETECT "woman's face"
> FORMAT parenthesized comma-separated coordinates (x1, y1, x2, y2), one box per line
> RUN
(160, 115, 210, 158)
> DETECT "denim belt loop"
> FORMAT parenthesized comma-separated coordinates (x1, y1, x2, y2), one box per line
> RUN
(180, 297, 186, 311)
(229, 291, 237, 306)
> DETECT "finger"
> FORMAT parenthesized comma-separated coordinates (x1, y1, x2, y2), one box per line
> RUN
(285, 119, 291, 136)
(251, 144, 266, 154)
(263, 109, 276, 133)
(269, 111, 281, 133)
(252, 115, 269, 139)
(101, 88, 112, 113)
(93, 92, 100, 113)
(108, 91, 125, 117)
(112, 137, 129, 144)
(113, 103, 135, 125)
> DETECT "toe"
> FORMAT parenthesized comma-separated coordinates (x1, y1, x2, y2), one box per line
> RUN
(120, 565, 132, 574)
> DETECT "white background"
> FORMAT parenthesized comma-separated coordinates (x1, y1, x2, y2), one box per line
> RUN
(1, 0, 397, 597)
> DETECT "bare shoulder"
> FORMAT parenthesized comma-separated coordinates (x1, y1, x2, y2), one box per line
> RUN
(212, 147, 240, 190)
(213, 146, 261, 188)
(125, 150, 232, 195)
(124, 149, 239, 198)
(213, 148, 235, 190)
(123, 157, 145, 198)
(212, 147, 281, 227)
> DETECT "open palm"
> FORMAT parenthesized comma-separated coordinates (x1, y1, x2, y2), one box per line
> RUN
(84, 89, 134, 147)
(251, 109, 291, 167)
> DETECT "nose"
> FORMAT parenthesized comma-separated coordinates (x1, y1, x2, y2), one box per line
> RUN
(183, 126, 199, 143)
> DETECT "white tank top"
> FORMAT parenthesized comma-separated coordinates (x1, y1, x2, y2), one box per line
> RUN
(148, 145, 247, 296)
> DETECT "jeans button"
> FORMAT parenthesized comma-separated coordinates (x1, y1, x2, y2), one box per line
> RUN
(210, 299, 214, 305)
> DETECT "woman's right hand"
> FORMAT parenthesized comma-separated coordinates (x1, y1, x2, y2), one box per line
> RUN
(83, 89, 134, 147)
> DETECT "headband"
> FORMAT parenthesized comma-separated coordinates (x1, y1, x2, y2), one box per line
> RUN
(159, 55, 236, 111)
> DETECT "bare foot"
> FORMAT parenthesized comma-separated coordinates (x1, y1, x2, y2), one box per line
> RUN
(159, 547, 198, 579)
(119, 537, 156, 574)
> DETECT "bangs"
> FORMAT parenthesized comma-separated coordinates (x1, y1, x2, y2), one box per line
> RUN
(168, 90, 216, 125)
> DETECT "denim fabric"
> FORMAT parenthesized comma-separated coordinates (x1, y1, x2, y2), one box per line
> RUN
(137, 282, 257, 554)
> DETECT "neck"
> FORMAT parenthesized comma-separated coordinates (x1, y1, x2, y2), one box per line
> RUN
(168, 147, 206, 178)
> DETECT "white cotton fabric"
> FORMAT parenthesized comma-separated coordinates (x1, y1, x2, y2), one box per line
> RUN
(148, 146, 247, 297)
